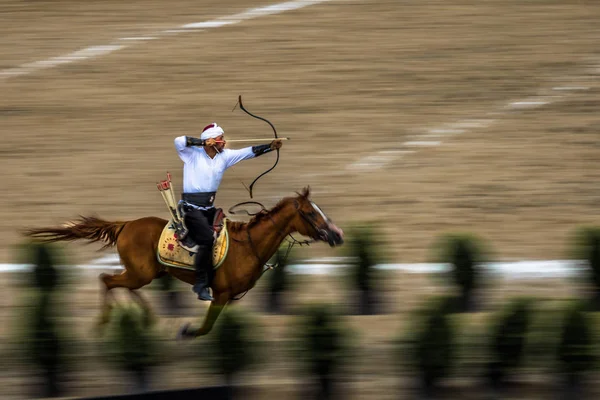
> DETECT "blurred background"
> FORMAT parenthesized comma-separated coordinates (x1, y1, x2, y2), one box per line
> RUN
(1, 0, 600, 398)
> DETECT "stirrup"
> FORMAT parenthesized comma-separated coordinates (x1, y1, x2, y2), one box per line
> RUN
(193, 284, 214, 301)
(178, 232, 199, 252)
(180, 240, 199, 253)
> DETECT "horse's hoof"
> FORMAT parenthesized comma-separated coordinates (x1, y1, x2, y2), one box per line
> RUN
(177, 323, 195, 340)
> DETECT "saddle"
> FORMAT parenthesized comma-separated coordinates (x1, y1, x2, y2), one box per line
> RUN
(157, 209, 229, 271)
(176, 206, 225, 251)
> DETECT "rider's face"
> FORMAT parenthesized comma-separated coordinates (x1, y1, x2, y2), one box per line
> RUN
(215, 135, 226, 151)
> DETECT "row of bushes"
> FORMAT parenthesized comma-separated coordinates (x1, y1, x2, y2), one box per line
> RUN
(14, 225, 600, 398)
(408, 296, 598, 398)
(22, 245, 598, 400)
(265, 225, 600, 315)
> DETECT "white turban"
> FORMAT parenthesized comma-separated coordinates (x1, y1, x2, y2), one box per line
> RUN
(200, 122, 224, 140)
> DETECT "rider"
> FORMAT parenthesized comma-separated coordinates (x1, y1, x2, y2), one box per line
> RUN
(174, 122, 283, 301)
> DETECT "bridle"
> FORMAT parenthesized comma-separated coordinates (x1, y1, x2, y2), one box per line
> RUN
(228, 199, 325, 267)
(227, 200, 317, 301)
(294, 199, 332, 243)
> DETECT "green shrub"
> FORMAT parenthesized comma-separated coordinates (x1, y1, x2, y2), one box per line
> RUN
(106, 305, 161, 392)
(267, 246, 293, 313)
(433, 233, 489, 312)
(557, 302, 595, 377)
(28, 295, 65, 397)
(199, 308, 259, 391)
(154, 273, 183, 315)
(487, 298, 532, 389)
(21, 242, 69, 397)
(345, 223, 386, 314)
(214, 310, 254, 382)
(295, 304, 349, 399)
(572, 226, 600, 310)
(525, 300, 565, 372)
(408, 296, 455, 396)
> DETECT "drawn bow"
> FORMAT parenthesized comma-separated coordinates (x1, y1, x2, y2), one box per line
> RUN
(234, 95, 281, 199)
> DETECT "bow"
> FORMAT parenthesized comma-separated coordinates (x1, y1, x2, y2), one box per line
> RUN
(234, 95, 280, 199)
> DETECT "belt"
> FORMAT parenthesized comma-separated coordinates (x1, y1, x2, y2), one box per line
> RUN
(181, 192, 216, 208)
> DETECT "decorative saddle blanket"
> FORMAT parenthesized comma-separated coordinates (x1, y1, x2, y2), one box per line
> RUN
(157, 218, 229, 271)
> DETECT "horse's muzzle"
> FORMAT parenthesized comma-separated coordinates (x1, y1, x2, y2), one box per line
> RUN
(325, 223, 344, 247)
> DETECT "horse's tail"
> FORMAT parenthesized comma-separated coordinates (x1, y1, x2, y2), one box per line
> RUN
(24, 216, 127, 250)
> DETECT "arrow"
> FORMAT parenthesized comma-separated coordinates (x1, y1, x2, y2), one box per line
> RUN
(215, 137, 290, 143)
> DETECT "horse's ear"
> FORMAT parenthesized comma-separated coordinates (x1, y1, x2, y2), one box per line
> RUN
(302, 186, 311, 198)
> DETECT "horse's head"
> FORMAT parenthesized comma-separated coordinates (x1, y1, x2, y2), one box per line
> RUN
(291, 187, 344, 247)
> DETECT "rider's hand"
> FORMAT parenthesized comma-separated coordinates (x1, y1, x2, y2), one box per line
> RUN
(270, 139, 283, 151)
(205, 138, 218, 147)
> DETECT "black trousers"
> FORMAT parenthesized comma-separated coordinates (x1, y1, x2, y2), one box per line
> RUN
(184, 208, 216, 278)
(184, 207, 216, 247)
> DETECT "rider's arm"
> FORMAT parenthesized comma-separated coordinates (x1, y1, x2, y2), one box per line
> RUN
(223, 146, 263, 168)
(223, 141, 279, 168)
(185, 137, 206, 147)
(174, 136, 203, 163)
(251, 144, 274, 157)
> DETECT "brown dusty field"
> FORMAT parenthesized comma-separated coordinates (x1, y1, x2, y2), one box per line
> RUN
(1, 0, 600, 398)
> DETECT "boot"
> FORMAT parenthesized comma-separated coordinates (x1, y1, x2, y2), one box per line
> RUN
(192, 246, 214, 301)
(193, 271, 213, 301)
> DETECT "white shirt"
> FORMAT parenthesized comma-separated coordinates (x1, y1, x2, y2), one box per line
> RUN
(174, 136, 256, 193)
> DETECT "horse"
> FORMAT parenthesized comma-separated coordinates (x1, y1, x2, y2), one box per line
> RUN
(24, 187, 344, 338)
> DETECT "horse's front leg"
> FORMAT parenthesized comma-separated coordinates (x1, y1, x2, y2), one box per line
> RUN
(178, 291, 229, 339)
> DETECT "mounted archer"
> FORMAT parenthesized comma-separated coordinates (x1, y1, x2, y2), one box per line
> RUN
(175, 121, 282, 301)
(23, 97, 344, 339)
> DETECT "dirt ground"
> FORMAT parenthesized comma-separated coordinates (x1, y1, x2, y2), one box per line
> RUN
(1, 0, 599, 264)
(1, 0, 600, 398)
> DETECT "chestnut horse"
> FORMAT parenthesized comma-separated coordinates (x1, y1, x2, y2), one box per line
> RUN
(25, 187, 344, 338)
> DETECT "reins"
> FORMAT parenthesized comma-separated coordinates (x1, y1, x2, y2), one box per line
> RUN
(227, 200, 313, 301)
(228, 200, 314, 265)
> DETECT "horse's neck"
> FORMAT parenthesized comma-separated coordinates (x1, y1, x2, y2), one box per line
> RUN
(249, 203, 296, 264)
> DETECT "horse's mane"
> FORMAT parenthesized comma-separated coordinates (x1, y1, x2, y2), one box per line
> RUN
(227, 196, 295, 234)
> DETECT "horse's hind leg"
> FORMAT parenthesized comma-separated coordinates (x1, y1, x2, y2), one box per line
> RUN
(97, 268, 154, 328)
(97, 273, 117, 328)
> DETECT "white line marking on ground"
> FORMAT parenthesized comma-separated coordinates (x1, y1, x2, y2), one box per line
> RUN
(0, 257, 585, 279)
(162, 29, 205, 34)
(0, 68, 29, 78)
(427, 128, 465, 135)
(119, 36, 158, 41)
(508, 100, 549, 109)
(403, 141, 441, 147)
(41, 45, 126, 65)
(552, 86, 590, 91)
(339, 67, 600, 173)
(348, 117, 501, 172)
(181, 20, 239, 29)
(347, 149, 414, 170)
(0, 0, 333, 80)
(0, 45, 127, 77)
(449, 119, 494, 128)
(226, 0, 328, 21)
(380, 150, 414, 155)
